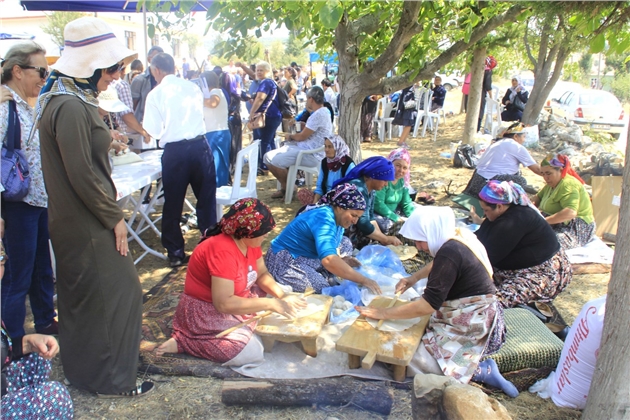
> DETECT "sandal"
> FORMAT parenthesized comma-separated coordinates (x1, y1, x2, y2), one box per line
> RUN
(271, 189, 286, 199)
(97, 381, 155, 399)
(417, 192, 428, 203)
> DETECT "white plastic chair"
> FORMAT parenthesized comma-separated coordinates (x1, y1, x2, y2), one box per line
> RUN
(421, 92, 441, 142)
(215, 140, 260, 218)
(412, 88, 430, 138)
(284, 145, 325, 204)
(483, 97, 503, 138)
(373, 97, 395, 142)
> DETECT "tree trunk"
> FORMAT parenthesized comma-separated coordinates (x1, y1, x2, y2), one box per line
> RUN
(582, 134, 630, 419)
(521, 45, 569, 125)
(337, 77, 367, 162)
(463, 47, 486, 145)
(221, 377, 394, 415)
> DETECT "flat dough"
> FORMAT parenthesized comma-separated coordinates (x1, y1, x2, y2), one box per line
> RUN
(386, 245, 418, 261)
(367, 316, 422, 332)
(266, 296, 324, 321)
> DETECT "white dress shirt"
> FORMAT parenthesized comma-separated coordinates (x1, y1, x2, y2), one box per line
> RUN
(143, 74, 206, 145)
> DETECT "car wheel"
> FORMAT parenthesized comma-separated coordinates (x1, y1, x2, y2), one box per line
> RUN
(443, 83, 453, 91)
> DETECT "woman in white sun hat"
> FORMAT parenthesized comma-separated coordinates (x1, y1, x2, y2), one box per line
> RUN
(37, 17, 154, 398)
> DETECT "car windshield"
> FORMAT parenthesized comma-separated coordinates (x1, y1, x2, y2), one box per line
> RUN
(579, 92, 617, 106)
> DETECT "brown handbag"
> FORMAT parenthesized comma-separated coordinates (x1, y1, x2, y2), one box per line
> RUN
(247, 113, 266, 130)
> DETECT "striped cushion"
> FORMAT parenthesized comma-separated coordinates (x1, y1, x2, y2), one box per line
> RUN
(486, 308, 564, 373)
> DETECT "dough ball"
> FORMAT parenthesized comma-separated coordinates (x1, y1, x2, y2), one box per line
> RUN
(333, 295, 345, 304)
(332, 308, 344, 317)
(333, 301, 344, 309)
(342, 301, 353, 310)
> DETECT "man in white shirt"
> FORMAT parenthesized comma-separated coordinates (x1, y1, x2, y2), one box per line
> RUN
(265, 86, 332, 199)
(143, 53, 217, 266)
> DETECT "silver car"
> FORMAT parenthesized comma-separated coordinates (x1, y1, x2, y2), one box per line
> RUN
(550, 89, 624, 139)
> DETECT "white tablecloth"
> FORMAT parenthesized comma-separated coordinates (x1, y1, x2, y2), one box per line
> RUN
(111, 150, 163, 201)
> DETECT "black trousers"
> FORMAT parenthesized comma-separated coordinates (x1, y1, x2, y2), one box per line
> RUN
(161, 136, 217, 259)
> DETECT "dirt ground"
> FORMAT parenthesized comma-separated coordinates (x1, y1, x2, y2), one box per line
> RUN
(35, 89, 610, 419)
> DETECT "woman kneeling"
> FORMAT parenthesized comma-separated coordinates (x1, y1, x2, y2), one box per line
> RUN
(155, 199, 305, 365)
(266, 184, 381, 294)
(473, 181, 572, 308)
(357, 207, 518, 397)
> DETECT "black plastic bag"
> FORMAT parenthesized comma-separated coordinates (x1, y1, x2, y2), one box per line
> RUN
(453, 144, 478, 169)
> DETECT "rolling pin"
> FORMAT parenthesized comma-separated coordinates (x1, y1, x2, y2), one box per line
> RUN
(216, 288, 314, 338)
(375, 291, 402, 330)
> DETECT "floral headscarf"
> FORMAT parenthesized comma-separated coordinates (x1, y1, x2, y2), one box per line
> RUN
(333, 156, 395, 188)
(303, 183, 367, 214)
(541, 154, 585, 184)
(479, 180, 543, 217)
(219, 198, 275, 239)
(508, 75, 526, 102)
(326, 135, 350, 172)
(387, 147, 411, 188)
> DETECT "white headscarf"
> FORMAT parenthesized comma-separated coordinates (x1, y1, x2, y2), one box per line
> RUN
(509, 75, 526, 102)
(400, 206, 493, 276)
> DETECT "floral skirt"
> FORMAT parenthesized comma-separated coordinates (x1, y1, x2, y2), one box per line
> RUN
(172, 289, 265, 363)
(265, 237, 353, 293)
(422, 294, 505, 384)
(463, 170, 528, 198)
(493, 248, 573, 308)
(551, 217, 596, 250)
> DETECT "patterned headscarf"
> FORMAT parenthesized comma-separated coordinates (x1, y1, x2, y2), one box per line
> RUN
(326, 135, 350, 172)
(333, 156, 395, 188)
(219, 198, 276, 239)
(304, 183, 366, 213)
(541, 154, 585, 184)
(479, 180, 543, 218)
(509, 76, 526, 102)
(387, 147, 411, 188)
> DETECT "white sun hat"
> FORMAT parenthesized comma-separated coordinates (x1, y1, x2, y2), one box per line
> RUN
(98, 85, 130, 113)
(52, 17, 138, 79)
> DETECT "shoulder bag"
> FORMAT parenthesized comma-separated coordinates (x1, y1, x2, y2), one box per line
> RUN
(247, 82, 277, 130)
(1, 100, 31, 201)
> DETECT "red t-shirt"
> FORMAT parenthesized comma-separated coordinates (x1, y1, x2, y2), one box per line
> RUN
(184, 233, 262, 303)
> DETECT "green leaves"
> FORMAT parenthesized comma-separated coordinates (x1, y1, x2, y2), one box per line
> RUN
(590, 33, 606, 54)
(320, 0, 344, 29)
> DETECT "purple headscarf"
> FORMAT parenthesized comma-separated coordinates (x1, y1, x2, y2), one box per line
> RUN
(333, 156, 395, 188)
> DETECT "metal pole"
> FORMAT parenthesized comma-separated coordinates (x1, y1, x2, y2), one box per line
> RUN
(143, 3, 148, 65)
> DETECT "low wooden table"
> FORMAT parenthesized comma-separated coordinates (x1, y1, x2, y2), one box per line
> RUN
(336, 296, 430, 381)
(255, 294, 333, 357)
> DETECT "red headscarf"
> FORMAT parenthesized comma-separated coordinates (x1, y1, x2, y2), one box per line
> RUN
(541, 154, 585, 184)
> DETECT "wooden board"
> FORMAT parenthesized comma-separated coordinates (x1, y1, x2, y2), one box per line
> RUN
(255, 294, 333, 357)
(335, 296, 430, 380)
(572, 263, 611, 275)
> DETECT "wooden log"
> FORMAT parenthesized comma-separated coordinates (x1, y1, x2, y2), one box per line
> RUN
(221, 377, 393, 415)
(572, 263, 612, 275)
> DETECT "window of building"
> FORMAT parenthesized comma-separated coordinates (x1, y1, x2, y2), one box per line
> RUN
(124, 31, 136, 51)
(151, 35, 160, 47)
(172, 38, 181, 57)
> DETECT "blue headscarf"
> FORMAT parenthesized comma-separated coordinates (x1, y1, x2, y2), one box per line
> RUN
(333, 156, 394, 188)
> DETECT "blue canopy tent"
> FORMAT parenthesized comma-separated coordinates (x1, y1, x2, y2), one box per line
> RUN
(20, 1, 212, 61)
(0, 32, 36, 40)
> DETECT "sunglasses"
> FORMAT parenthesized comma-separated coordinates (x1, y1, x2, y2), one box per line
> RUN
(19, 65, 49, 80)
(105, 62, 125, 75)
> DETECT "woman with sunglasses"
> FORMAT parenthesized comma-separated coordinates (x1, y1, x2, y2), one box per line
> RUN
(38, 18, 153, 398)
(0, 43, 59, 345)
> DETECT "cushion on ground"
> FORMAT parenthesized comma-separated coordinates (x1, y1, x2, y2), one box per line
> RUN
(484, 308, 564, 373)
(451, 193, 483, 216)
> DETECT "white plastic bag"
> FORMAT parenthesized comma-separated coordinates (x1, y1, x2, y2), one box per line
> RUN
(549, 295, 606, 409)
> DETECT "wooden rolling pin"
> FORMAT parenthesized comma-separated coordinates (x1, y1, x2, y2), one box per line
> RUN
(215, 288, 315, 338)
(374, 291, 402, 329)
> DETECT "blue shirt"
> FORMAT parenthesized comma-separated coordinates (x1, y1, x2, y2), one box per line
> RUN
(314, 161, 356, 196)
(270, 206, 343, 260)
(256, 79, 282, 119)
(247, 79, 260, 112)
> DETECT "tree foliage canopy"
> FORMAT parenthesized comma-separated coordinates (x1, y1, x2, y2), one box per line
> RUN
(41, 11, 88, 48)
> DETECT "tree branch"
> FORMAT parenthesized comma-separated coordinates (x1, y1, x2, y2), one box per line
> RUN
(363, 1, 423, 78)
(524, 18, 537, 67)
(348, 13, 382, 39)
(379, 4, 526, 94)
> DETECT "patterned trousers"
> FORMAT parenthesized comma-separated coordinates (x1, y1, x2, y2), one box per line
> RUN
(1, 353, 73, 419)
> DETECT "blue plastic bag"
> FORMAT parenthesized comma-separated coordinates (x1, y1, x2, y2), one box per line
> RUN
(355, 244, 408, 274)
(322, 281, 362, 323)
